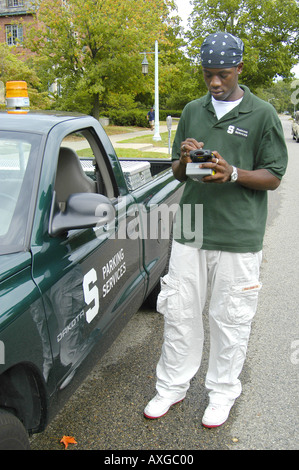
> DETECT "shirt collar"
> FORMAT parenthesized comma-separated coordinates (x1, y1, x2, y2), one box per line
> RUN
(203, 85, 253, 114)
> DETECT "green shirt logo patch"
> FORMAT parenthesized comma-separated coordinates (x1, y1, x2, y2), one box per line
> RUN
(227, 125, 249, 138)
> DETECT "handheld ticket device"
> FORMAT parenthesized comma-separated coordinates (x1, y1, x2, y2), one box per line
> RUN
(186, 149, 215, 182)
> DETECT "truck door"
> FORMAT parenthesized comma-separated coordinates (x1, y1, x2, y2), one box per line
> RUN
(32, 127, 146, 392)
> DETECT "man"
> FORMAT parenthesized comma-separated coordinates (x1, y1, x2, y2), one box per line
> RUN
(144, 32, 288, 428)
(147, 107, 155, 130)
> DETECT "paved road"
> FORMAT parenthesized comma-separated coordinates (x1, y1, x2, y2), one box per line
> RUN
(30, 115, 298, 451)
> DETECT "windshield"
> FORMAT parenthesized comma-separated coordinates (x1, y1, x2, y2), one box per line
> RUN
(0, 131, 42, 254)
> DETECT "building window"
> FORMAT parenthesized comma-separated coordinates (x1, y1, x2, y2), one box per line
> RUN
(7, 0, 24, 6)
(5, 24, 23, 45)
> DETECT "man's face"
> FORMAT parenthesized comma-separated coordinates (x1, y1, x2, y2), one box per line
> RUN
(202, 62, 243, 102)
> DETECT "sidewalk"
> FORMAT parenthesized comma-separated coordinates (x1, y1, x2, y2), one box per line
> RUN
(65, 123, 177, 155)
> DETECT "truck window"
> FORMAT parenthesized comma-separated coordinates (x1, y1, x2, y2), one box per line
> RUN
(0, 131, 42, 253)
(55, 129, 116, 212)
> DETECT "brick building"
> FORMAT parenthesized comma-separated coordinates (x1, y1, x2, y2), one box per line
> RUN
(0, 0, 33, 46)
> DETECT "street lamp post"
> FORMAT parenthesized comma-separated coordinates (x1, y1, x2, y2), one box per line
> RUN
(141, 54, 149, 76)
(153, 40, 161, 142)
(141, 40, 161, 141)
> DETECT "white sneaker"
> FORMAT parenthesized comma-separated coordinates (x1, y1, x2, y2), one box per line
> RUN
(202, 402, 234, 428)
(144, 393, 185, 419)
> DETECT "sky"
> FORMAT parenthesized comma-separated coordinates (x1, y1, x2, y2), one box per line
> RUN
(175, 0, 193, 28)
(174, 0, 299, 78)
(292, 64, 299, 78)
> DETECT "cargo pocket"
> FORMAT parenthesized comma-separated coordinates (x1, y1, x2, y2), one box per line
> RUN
(157, 274, 194, 323)
(227, 282, 262, 324)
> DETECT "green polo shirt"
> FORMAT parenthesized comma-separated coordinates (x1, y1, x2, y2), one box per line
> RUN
(172, 85, 288, 252)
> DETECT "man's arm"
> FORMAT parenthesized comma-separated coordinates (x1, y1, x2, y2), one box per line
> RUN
(233, 168, 281, 190)
(201, 151, 281, 190)
(172, 159, 189, 182)
(172, 139, 281, 190)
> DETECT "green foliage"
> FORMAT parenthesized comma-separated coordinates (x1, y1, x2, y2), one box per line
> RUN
(256, 79, 298, 114)
(0, 43, 51, 109)
(107, 108, 148, 127)
(3, 0, 297, 115)
(0, 44, 37, 84)
(159, 109, 182, 119)
(24, 0, 178, 118)
(105, 94, 138, 111)
(106, 108, 182, 127)
(187, 0, 299, 91)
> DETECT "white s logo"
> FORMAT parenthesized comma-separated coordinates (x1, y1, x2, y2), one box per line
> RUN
(227, 125, 235, 134)
(83, 268, 99, 324)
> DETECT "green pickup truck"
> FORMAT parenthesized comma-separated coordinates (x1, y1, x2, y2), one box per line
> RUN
(0, 111, 183, 449)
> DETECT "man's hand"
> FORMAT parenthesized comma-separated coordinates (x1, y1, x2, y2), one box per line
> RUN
(180, 138, 204, 165)
(200, 150, 233, 183)
(172, 138, 204, 182)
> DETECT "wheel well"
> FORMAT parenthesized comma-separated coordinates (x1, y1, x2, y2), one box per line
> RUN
(0, 363, 48, 434)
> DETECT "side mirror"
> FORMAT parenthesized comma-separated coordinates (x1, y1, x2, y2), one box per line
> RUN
(49, 191, 115, 237)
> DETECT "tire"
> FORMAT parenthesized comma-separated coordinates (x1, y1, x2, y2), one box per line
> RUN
(0, 409, 30, 450)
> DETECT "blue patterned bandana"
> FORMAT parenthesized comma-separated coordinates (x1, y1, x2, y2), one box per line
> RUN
(201, 32, 244, 68)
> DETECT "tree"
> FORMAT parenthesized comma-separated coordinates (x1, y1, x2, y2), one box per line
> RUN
(25, 0, 177, 118)
(0, 43, 50, 109)
(186, 0, 299, 91)
(256, 80, 297, 114)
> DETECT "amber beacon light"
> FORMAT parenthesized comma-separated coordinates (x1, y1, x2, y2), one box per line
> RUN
(6, 81, 30, 113)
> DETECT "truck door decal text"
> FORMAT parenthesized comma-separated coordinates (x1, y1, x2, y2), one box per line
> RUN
(83, 249, 126, 323)
(102, 248, 126, 298)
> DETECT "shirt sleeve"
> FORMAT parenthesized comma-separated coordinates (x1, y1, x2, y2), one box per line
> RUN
(254, 115, 288, 180)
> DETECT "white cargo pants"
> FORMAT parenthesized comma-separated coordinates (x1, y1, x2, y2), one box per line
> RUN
(156, 241, 262, 405)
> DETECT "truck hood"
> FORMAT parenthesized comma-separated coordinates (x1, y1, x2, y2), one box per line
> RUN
(0, 252, 32, 283)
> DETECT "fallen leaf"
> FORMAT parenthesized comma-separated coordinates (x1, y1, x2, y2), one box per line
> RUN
(60, 435, 77, 449)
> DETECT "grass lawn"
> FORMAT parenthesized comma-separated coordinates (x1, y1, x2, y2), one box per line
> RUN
(103, 125, 146, 135)
(77, 147, 170, 160)
(116, 130, 176, 147)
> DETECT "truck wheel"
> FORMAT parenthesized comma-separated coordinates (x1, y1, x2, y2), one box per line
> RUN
(0, 409, 30, 450)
